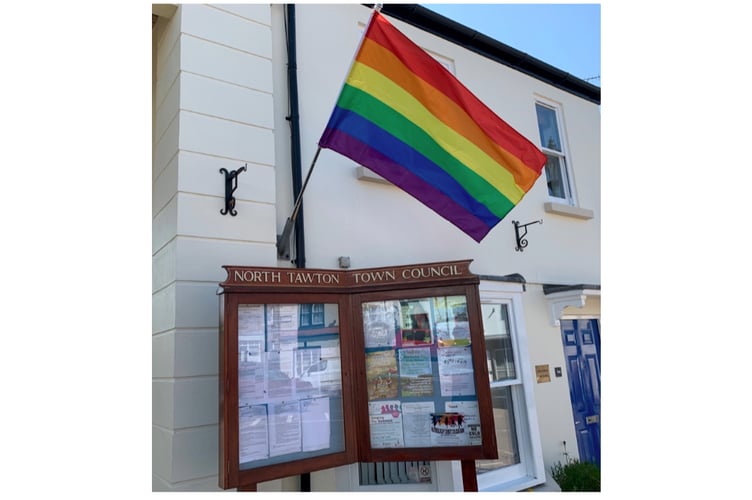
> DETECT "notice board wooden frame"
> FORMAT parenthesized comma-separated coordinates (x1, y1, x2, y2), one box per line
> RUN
(218, 260, 497, 491)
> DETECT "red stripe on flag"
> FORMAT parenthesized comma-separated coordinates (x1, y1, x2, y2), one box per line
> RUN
(363, 13, 545, 174)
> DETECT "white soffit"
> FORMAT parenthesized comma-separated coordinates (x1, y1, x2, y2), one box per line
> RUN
(545, 288, 600, 327)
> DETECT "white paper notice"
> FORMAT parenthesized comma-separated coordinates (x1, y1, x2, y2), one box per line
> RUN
(239, 404, 269, 464)
(266, 350, 295, 400)
(301, 397, 331, 452)
(362, 300, 400, 348)
(266, 304, 299, 352)
(238, 304, 265, 334)
(368, 400, 404, 448)
(437, 346, 476, 397)
(445, 400, 481, 445)
(268, 401, 302, 457)
(238, 356, 267, 402)
(238, 304, 266, 363)
(401, 401, 435, 447)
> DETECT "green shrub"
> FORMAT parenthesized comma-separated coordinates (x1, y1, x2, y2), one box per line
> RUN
(550, 459, 600, 492)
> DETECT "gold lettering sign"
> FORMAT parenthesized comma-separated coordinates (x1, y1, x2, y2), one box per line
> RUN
(233, 270, 283, 283)
(220, 260, 475, 291)
(352, 269, 397, 284)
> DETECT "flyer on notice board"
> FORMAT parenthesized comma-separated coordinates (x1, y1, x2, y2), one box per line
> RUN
(401, 401, 435, 447)
(239, 404, 270, 463)
(366, 350, 399, 400)
(362, 300, 399, 348)
(266, 304, 299, 352)
(437, 346, 476, 397)
(268, 401, 302, 457)
(445, 400, 481, 445)
(301, 397, 331, 452)
(368, 400, 404, 448)
(397, 347, 434, 397)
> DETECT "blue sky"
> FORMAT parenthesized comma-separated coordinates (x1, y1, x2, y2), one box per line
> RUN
(422, 3, 600, 86)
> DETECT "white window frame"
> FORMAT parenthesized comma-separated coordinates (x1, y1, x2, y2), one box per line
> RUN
(476, 280, 545, 492)
(535, 99, 577, 206)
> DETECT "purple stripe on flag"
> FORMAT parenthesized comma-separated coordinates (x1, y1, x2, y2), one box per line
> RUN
(320, 106, 501, 227)
(321, 128, 494, 242)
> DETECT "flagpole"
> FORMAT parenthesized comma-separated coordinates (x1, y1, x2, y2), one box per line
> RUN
(276, 5, 382, 259)
(290, 146, 321, 222)
(276, 147, 321, 258)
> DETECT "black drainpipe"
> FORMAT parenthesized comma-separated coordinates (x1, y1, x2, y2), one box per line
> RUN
(285, 4, 311, 492)
(286, 3, 306, 271)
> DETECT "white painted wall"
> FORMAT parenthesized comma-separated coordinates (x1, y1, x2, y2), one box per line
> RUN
(152, 3, 600, 492)
(152, 4, 282, 491)
(522, 285, 583, 472)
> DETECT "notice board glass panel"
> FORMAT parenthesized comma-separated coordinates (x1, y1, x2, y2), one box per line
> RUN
(237, 302, 345, 470)
(361, 293, 483, 450)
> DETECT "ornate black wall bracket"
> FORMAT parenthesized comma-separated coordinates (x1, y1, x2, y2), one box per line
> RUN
(513, 219, 543, 252)
(220, 164, 247, 216)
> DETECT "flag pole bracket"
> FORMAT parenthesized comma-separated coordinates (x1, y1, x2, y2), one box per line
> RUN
(276, 218, 295, 260)
(220, 164, 247, 216)
(513, 219, 543, 252)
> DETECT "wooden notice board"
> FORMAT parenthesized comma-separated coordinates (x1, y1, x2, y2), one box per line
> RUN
(218, 260, 497, 490)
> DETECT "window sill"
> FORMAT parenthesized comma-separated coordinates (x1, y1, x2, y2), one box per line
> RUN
(543, 202, 594, 220)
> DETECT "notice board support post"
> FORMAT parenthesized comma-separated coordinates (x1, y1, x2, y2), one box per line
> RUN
(461, 460, 478, 492)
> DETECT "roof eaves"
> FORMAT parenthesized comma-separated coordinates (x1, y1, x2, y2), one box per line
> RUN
(368, 4, 600, 105)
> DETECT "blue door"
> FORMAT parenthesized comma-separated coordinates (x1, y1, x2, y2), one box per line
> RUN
(560, 319, 600, 466)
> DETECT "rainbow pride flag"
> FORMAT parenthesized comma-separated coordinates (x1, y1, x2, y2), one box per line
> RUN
(319, 11, 546, 242)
